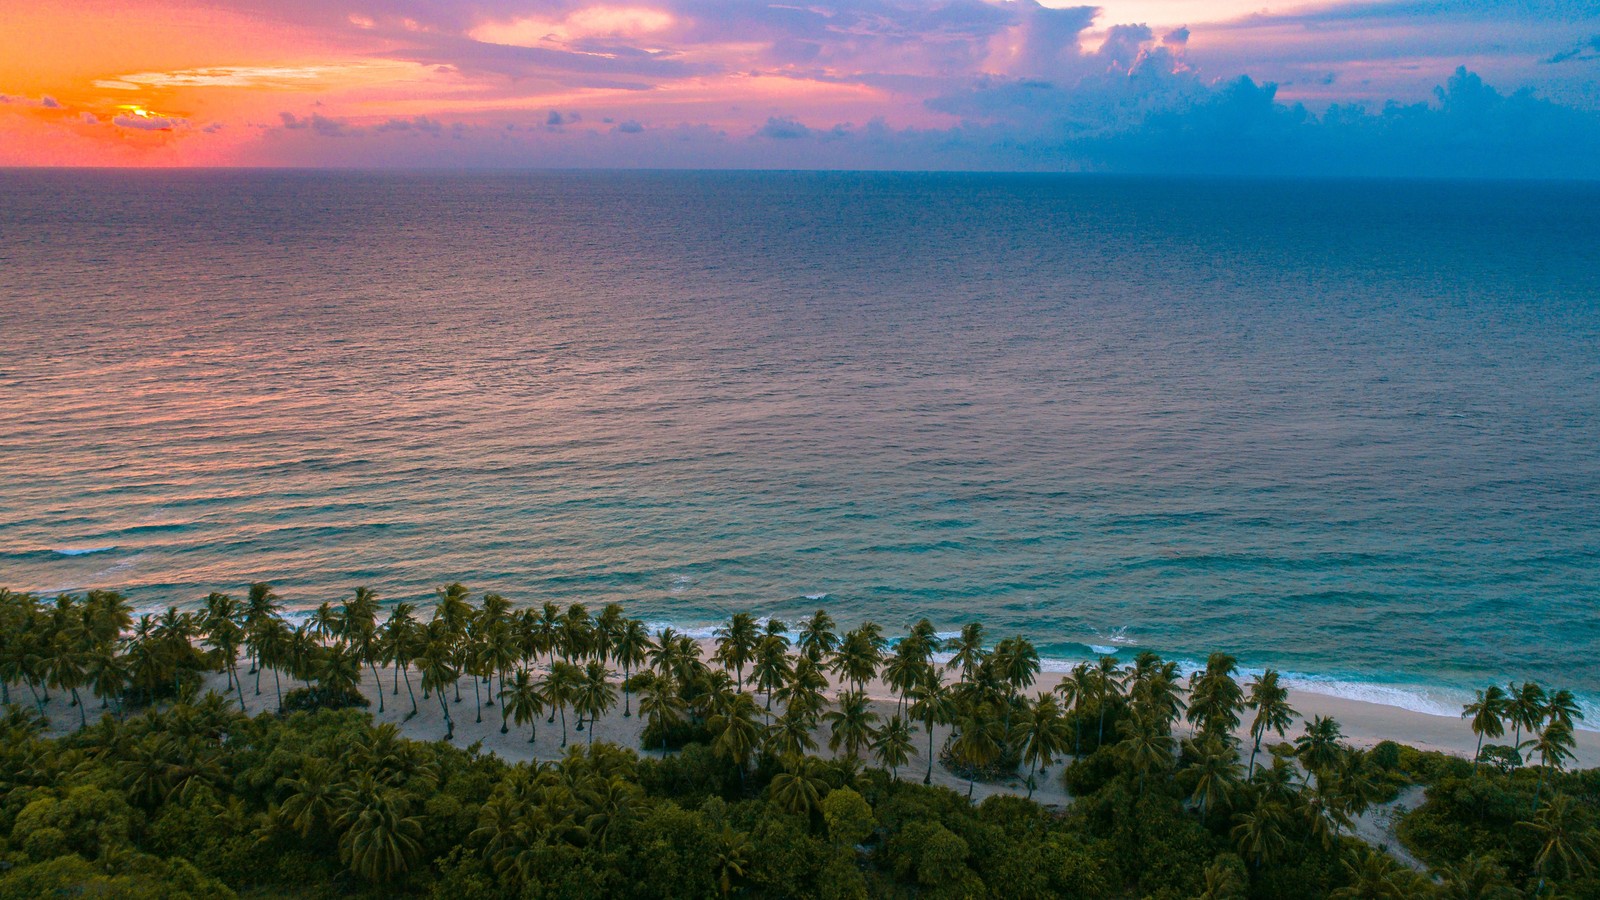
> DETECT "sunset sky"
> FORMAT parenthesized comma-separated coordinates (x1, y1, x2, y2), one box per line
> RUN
(3, 0, 1597, 173)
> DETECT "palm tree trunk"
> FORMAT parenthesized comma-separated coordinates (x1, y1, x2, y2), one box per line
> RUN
(559, 705, 568, 747)
(72, 688, 86, 728)
(272, 666, 282, 711)
(234, 664, 248, 713)
(439, 688, 453, 740)
(925, 724, 936, 785)
(472, 677, 482, 723)
(403, 666, 418, 717)
(393, 662, 401, 695)
(369, 660, 384, 713)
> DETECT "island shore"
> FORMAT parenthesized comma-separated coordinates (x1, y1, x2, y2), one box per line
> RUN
(31, 635, 1599, 797)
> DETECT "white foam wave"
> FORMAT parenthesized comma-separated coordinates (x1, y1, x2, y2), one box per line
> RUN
(55, 546, 116, 556)
(804, 593, 828, 600)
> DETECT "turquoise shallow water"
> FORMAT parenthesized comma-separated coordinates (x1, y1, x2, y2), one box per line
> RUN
(2, 171, 1598, 720)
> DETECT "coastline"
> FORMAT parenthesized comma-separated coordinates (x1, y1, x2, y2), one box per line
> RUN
(33, 635, 1600, 788)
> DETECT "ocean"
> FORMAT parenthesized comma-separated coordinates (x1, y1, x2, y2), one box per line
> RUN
(3, 170, 1598, 722)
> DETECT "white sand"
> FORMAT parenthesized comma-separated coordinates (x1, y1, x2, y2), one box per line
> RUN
(26, 638, 1600, 812)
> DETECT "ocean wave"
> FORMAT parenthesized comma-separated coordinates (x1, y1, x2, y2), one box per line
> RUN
(54, 546, 116, 556)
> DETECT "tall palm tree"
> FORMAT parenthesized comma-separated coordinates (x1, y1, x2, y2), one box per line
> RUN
(1518, 793, 1600, 889)
(1529, 719, 1577, 809)
(342, 586, 383, 713)
(713, 612, 759, 687)
(1245, 669, 1296, 776)
(946, 622, 986, 681)
(637, 673, 686, 754)
(545, 661, 582, 747)
(1184, 735, 1242, 825)
(500, 669, 547, 743)
(380, 603, 420, 716)
(1089, 656, 1124, 747)
(825, 689, 880, 761)
(418, 635, 458, 740)
(1506, 681, 1547, 752)
(872, 714, 916, 781)
(1186, 652, 1244, 738)
(830, 628, 880, 695)
(1013, 694, 1070, 799)
(613, 618, 652, 717)
(574, 660, 617, 745)
(1434, 854, 1516, 900)
(709, 691, 764, 787)
(1462, 685, 1508, 773)
(909, 676, 957, 785)
(1544, 688, 1584, 731)
(752, 635, 793, 718)
(1294, 715, 1344, 784)
(950, 701, 1005, 799)
(796, 609, 838, 662)
(1116, 708, 1175, 797)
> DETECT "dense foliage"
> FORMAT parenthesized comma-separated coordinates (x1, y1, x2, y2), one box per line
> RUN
(1, 583, 1596, 897)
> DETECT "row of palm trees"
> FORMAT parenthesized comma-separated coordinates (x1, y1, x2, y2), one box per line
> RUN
(1, 585, 1587, 805)
(1462, 680, 1583, 810)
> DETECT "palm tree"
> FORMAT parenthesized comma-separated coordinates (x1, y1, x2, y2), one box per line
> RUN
(713, 613, 759, 687)
(769, 756, 828, 817)
(1518, 794, 1600, 889)
(1462, 685, 1507, 772)
(637, 673, 686, 754)
(334, 780, 425, 883)
(613, 618, 652, 717)
(882, 639, 928, 715)
(1185, 735, 1242, 825)
(200, 592, 245, 706)
(380, 603, 420, 717)
(1434, 854, 1516, 900)
(751, 634, 793, 718)
(825, 689, 880, 761)
(1089, 656, 1124, 747)
(574, 660, 617, 745)
(946, 622, 986, 681)
(1506, 681, 1547, 752)
(1231, 803, 1287, 869)
(500, 669, 547, 743)
(950, 701, 1005, 799)
(872, 714, 916, 781)
(993, 636, 1041, 711)
(796, 609, 838, 662)
(1012, 694, 1069, 799)
(1245, 669, 1296, 776)
(545, 661, 582, 747)
(1294, 715, 1344, 783)
(418, 636, 458, 740)
(713, 826, 753, 898)
(1187, 652, 1244, 738)
(277, 761, 339, 838)
(830, 628, 880, 695)
(1529, 719, 1577, 809)
(767, 706, 820, 760)
(1545, 688, 1584, 731)
(909, 676, 957, 785)
(1330, 848, 1418, 899)
(1116, 708, 1175, 797)
(709, 691, 764, 786)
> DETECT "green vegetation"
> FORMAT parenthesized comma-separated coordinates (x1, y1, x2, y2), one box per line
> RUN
(0, 583, 1596, 897)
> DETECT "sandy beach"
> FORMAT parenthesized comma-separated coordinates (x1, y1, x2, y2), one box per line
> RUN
(30, 636, 1600, 804)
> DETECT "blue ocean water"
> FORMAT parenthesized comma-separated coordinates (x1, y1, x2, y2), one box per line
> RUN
(2, 170, 1598, 719)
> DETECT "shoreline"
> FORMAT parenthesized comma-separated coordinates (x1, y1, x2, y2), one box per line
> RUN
(31, 635, 1600, 783)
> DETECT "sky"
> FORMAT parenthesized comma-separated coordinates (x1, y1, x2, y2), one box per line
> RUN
(2, 0, 1598, 175)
